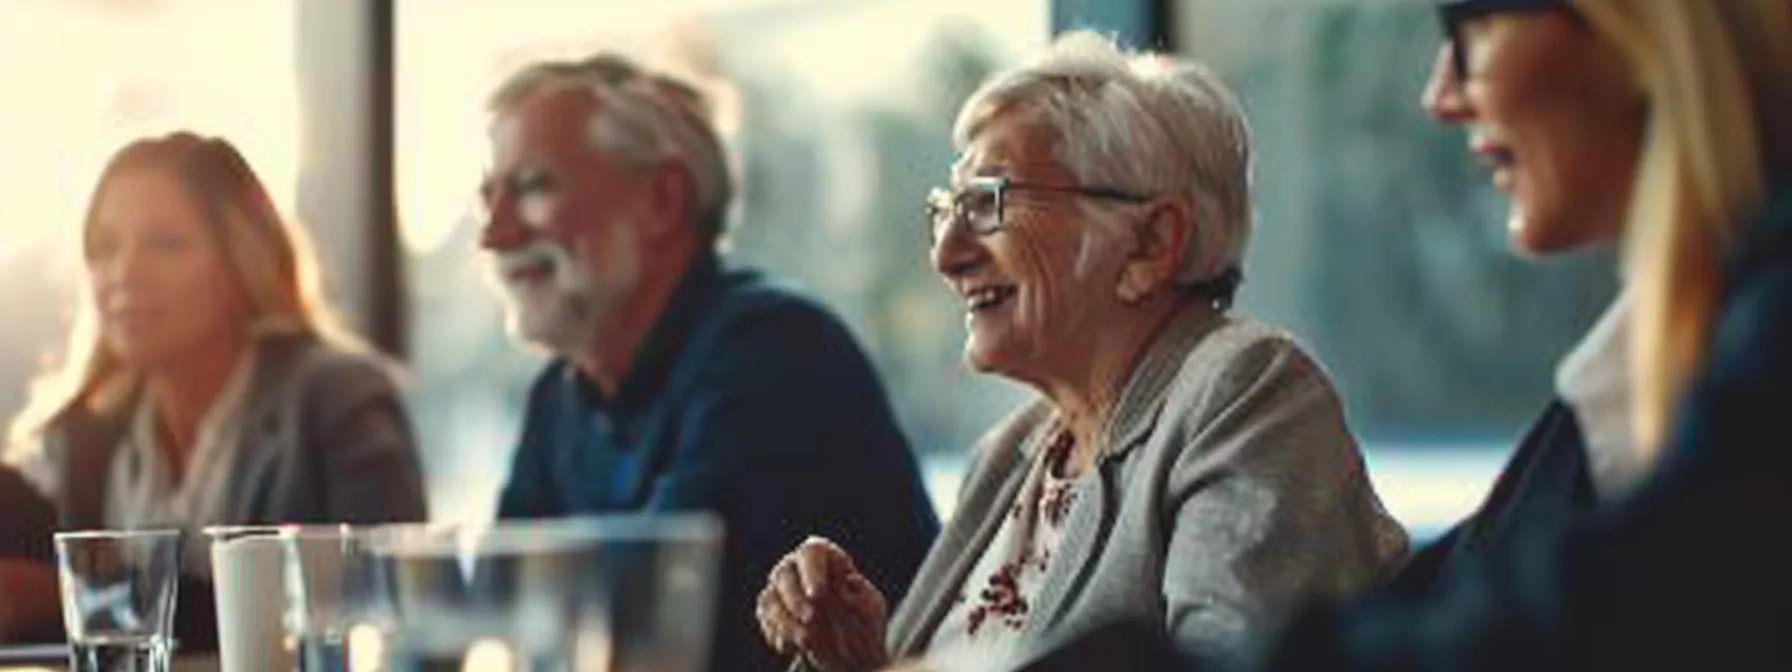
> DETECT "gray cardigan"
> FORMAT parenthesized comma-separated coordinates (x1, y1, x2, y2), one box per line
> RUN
(886, 308, 1408, 664)
(41, 335, 427, 529)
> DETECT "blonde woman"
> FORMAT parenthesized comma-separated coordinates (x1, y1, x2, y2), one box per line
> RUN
(0, 132, 427, 645)
(1265, 0, 1792, 665)
(1383, 0, 1792, 604)
(1007, 1, 1792, 669)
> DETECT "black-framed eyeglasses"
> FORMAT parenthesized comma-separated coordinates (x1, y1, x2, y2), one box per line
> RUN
(1436, 0, 1571, 79)
(923, 176, 1151, 244)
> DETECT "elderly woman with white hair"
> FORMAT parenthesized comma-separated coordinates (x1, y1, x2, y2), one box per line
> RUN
(755, 32, 1407, 671)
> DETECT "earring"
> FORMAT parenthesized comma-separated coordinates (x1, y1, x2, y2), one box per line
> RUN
(1119, 282, 1154, 307)
(1119, 265, 1167, 306)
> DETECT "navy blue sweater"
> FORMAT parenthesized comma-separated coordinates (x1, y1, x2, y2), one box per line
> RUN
(496, 253, 940, 671)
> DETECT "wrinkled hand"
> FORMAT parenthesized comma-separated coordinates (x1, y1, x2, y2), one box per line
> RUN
(757, 536, 890, 672)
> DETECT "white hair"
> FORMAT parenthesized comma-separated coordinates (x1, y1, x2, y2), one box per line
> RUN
(489, 54, 734, 238)
(952, 31, 1254, 298)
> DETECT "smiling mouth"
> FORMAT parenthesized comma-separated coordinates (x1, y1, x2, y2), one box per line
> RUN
(966, 286, 1017, 312)
(1472, 144, 1518, 192)
(1484, 150, 1515, 169)
(503, 260, 554, 284)
(1472, 139, 1517, 171)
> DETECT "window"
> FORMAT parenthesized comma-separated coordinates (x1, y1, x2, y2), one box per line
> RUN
(1175, 0, 1618, 535)
(0, 0, 301, 436)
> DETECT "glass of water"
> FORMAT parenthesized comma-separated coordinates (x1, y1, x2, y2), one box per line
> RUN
(53, 529, 182, 672)
(282, 524, 399, 672)
(363, 515, 723, 672)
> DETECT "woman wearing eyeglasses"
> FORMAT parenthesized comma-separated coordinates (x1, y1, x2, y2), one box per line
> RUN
(752, 31, 1408, 671)
(1333, 0, 1664, 604)
(1242, 3, 1792, 667)
(1323, 0, 1792, 611)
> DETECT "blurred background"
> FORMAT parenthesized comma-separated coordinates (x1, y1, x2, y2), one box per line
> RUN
(0, 0, 1617, 539)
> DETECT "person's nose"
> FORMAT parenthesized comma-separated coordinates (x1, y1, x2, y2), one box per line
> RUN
(477, 192, 529, 252)
(1421, 42, 1475, 125)
(929, 215, 988, 283)
(90, 239, 147, 304)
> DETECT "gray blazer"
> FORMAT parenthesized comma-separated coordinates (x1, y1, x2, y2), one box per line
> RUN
(886, 308, 1408, 663)
(45, 335, 427, 529)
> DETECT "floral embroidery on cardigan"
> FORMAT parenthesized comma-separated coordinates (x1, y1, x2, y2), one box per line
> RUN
(959, 428, 1080, 638)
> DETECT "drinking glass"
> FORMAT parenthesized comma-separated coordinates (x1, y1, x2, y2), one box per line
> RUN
(282, 524, 405, 672)
(54, 529, 182, 672)
(363, 515, 722, 672)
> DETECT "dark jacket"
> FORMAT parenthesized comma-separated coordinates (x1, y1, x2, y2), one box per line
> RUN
(1, 334, 428, 647)
(1246, 177, 1792, 671)
(496, 255, 940, 672)
(45, 335, 428, 530)
(1380, 400, 1597, 600)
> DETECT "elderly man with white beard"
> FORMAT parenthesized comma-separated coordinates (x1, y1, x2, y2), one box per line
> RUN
(476, 54, 940, 672)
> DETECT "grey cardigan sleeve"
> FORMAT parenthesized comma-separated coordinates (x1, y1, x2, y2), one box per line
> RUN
(1159, 338, 1407, 659)
(298, 351, 429, 524)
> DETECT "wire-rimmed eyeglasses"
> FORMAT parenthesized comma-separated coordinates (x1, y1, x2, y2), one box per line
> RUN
(923, 176, 1151, 244)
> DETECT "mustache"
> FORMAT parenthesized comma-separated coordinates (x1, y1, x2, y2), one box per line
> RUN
(484, 239, 577, 288)
(497, 241, 565, 274)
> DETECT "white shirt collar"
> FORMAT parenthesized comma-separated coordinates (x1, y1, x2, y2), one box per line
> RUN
(1554, 292, 1645, 500)
(108, 348, 259, 575)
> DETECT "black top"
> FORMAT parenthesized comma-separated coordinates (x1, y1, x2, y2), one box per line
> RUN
(1382, 400, 1598, 600)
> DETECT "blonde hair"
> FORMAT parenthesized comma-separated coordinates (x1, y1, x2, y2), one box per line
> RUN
(1572, 0, 1792, 454)
(7, 132, 360, 442)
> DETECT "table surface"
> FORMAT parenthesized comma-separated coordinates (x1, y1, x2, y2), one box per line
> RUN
(0, 645, 217, 671)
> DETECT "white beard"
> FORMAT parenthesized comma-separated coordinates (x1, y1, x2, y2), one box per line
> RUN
(487, 223, 642, 356)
